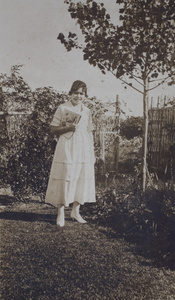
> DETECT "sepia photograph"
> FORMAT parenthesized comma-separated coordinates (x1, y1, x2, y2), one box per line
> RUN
(0, 0, 175, 299)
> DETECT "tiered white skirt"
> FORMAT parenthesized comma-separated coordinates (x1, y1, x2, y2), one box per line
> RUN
(45, 129, 96, 207)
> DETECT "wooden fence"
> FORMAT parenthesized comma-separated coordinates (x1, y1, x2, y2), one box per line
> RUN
(147, 96, 175, 180)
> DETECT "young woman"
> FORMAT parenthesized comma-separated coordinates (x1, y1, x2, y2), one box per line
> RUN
(45, 80, 96, 226)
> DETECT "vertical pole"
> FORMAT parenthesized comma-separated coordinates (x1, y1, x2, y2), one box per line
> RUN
(157, 96, 160, 167)
(142, 77, 149, 192)
(102, 131, 105, 162)
(115, 95, 120, 174)
(149, 96, 153, 166)
(116, 95, 119, 113)
(115, 136, 119, 174)
(0, 86, 3, 110)
(102, 131, 106, 185)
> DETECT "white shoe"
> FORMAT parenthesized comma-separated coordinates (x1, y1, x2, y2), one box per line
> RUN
(56, 216, 65, 227)
(56, 205, 65, 227)
(70, 211, 87, 224)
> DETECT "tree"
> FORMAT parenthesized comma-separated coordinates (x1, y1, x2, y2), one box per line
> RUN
(58, 0, 175, 190)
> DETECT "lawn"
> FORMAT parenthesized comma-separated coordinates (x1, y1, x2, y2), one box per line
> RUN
(1, 184, 175, 300)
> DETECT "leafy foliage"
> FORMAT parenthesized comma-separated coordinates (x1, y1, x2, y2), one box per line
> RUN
(9, 90, 66, 198)
(0, 67, 65, 197)
(1, 196, 175, 299)
(119, 136, 142, 173)
(120, 116, 143, 139)
(58, 0, 175, 90)
(0, 66, 34, 190)
(1, 65, 34, 111)
(84, 97, 119, 165)
(58, 0, 175, 190)
(84, 175, 175, 268)
(0, 67, 119, 198)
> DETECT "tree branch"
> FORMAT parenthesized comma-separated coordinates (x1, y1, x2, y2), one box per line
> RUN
(148, 77, 169, 92)
(149, 76, 170, 83)
(132, 75, 144, 87)
(109, 69, 144, 94)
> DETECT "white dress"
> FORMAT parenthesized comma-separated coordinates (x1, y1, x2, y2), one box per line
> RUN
(45, 101, 96, 207)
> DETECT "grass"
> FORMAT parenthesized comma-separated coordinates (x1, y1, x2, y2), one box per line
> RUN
(1, 178, 175, 300)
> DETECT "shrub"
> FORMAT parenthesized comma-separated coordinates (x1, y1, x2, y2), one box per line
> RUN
(120, 116, 143, 140)
(7, 87, 65, 199)
(84, 175, 175, 268)
(1, 67, 117, 198)
(118, 136, 142, 173)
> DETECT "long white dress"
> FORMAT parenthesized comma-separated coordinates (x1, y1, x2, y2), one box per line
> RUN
(45, 101, 96, 207)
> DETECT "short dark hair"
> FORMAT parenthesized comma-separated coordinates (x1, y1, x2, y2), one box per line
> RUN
(69, 80, 88, 97)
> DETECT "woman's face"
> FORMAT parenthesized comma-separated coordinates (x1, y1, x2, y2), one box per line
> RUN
(71, 88, 85, 106)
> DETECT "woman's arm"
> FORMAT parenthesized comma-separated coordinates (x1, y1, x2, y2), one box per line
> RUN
(50, 124, 76, 136)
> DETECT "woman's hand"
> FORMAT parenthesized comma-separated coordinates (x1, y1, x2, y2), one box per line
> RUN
(68, 124, 76, 132)
(51, 124, 76, 136)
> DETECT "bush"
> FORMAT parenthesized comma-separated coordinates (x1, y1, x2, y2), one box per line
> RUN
(7, 87, 65, 199)
(118, 136, 142, 173)
(1, 67, 116, 198)
(120, 116, 143, 140)
(84, 175, 175, 268)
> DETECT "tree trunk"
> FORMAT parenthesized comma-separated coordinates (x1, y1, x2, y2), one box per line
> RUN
(142, 77, 149, 192)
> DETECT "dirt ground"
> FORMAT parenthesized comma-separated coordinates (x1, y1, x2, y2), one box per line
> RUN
(1, 199, 175, 300)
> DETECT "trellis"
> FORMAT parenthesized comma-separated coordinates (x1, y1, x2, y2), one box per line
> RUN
(95, 96, 120, 184)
